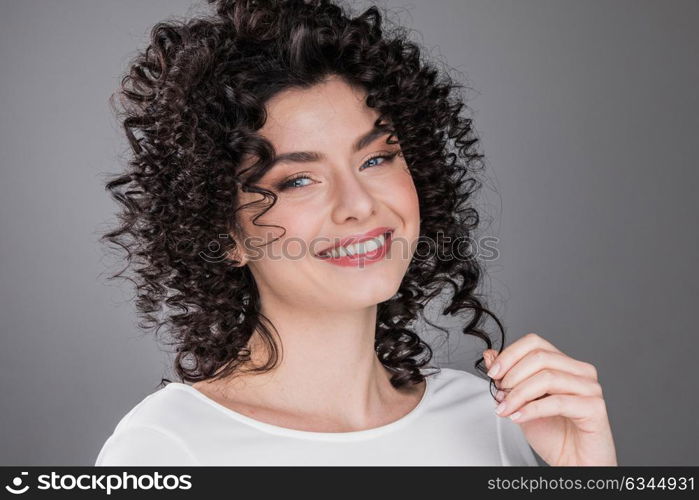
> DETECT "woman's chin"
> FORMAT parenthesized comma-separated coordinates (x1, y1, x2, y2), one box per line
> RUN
(324, 283, 402, 309)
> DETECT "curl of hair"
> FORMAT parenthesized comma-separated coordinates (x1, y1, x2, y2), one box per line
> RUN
(102, 0, 506, 399)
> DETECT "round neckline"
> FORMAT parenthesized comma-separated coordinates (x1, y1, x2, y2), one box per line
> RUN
(165, 369, 435, 441)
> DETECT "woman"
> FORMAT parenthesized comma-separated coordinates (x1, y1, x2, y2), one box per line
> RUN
(96, 0, 617, 466)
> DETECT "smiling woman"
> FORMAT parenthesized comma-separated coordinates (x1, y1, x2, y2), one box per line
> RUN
(96, 0, 540, 466)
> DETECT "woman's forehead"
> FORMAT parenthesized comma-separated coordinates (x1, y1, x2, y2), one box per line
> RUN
(259, 79, 378, 147)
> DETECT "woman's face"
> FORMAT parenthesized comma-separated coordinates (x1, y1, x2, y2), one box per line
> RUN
(233, 75, 420, 312)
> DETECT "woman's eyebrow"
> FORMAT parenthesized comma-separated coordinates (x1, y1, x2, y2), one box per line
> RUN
(268, 126, 389, 169)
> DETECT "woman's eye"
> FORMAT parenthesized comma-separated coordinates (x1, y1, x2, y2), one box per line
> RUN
(360, 151, 400, 171)
(277, 151, 401, 192)
(279, 176, 312, 190)
(363, 156, 384, 169)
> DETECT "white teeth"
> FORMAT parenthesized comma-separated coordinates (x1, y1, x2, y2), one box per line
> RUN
(363, 238, 380, 253)
(320, 233, 388, 259)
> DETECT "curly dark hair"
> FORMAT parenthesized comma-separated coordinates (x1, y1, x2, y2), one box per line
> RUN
(101, 0, 506, 398)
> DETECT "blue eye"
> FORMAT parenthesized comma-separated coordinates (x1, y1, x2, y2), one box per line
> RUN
(276, 150, 401, 192)
(362, 155, 386, 169)
(280, 176, 313, 190)
(360, 150, 401, 170)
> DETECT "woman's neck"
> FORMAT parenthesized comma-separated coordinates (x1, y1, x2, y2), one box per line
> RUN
(193, 301, 423, 431)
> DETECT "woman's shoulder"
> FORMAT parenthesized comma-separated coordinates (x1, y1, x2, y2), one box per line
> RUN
(420, 366, 498, 423)
(94, 383, 202, 466)
(424, 366, 493, 399)
(424, 366, 540, 466)
(107, 383, 200, 431)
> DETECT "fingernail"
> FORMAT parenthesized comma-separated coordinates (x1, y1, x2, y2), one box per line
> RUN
(495, 401, 507, 415)
(509, 411, 522, 421)
(487, 362, 500, 378)
(495, 390, 505, 401)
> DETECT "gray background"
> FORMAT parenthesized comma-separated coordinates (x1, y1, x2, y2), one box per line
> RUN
(1, 0, 696, 466)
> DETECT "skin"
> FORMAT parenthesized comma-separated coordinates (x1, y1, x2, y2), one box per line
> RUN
(193, 74, 424, 432)
(484, 333, 618, 465)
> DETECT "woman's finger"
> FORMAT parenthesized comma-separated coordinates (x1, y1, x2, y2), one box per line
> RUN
(495, 370, 604, 417)
(486, 333, 561, 380)
(496, 349, 599, 392)
(503, 393, 609, 427)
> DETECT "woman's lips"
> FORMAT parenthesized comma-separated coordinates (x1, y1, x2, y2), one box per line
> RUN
(316, 230, 393, 267)
(315, 226, 394, 257)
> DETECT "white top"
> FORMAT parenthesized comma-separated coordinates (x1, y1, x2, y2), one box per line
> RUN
(94, 367, 540, 466)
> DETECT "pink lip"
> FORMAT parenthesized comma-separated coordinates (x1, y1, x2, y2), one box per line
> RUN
(317, 230, 394, 267)
(316, 226, 394, 257)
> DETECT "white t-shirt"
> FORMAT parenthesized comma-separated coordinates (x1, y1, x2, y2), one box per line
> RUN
(95, 367, 540, 466)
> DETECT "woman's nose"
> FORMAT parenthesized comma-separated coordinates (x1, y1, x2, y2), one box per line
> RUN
(329, 170, 378, 224)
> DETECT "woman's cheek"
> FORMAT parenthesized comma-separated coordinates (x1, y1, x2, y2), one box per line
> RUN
(390, 169, 420, 231)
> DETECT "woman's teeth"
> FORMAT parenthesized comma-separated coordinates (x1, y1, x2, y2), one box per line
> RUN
(320, 233, 387, 258)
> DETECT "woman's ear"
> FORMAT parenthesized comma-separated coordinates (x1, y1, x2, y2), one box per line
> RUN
(227, 228, 249, 267)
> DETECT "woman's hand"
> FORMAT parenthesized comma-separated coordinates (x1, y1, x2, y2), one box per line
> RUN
(483, 333, 617, 466)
